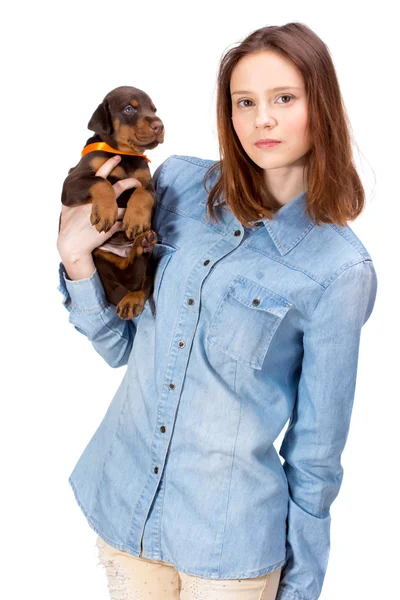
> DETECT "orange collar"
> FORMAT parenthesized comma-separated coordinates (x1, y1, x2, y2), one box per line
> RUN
(81, 141, 151, 162)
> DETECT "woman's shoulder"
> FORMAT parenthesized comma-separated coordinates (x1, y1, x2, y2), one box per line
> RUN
(328, 222, 372, 261)
(298, 219, 375, 294)
(153, 154, 218, 182)
(151, 154, 220, 216)
(165, 154, 218, 168)
(152, 154, 219, 200)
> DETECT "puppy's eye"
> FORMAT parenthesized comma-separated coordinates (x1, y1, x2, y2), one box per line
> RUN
(124, 106, 136, 114)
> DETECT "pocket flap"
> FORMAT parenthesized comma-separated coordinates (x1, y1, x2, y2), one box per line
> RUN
(230, 275, 293, 317)
(151, 240, 179, 259)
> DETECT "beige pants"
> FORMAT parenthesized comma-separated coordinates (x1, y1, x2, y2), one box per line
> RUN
(96, 535, 282, 600)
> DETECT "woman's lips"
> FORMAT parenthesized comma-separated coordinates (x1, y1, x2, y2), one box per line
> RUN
(255, 140, 282, 148)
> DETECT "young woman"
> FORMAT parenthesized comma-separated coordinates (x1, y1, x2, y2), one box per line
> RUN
(57, 22, 378, 600)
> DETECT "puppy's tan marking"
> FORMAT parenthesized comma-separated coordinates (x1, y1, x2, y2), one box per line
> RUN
(114, 123, 140, 152)
(109, 165, 127, 178)
(131, 167, 151, 186)
(93, 249, 131, 268)
(119, 124, 133, 140)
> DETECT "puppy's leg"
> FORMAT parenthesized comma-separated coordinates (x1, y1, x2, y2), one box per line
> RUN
(62, 173, 118, 234)
(122, 186, 155, 240)
(115, 231, 157, 319)
(116, 272, 154, 320)
(126, 229, 158, 261)
(89, 179, 118, 233)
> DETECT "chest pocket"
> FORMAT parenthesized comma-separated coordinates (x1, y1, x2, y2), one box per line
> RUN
(150, 240, 179, 309)
(206, 275, 294, 370)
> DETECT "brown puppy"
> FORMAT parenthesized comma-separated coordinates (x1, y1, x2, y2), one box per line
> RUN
(60, 86, 165, 319)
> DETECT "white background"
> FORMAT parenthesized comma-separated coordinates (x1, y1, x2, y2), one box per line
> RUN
(1, 1, 397, 598)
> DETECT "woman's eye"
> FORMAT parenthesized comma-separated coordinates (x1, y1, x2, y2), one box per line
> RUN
(277, 95, 293, 104)
(237, 95, 293, 108)
(123, 106, 136, 114)
(237, 99, 254, 108)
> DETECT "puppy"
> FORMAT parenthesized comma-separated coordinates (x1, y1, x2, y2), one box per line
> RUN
(60, 85, 164, 319)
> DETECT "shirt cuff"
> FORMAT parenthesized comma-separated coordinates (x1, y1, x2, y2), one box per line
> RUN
(276, 586, 312, 600)
(57, 261, 109, 314)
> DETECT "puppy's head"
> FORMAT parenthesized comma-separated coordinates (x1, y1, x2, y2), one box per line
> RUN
(87, 86, 165, 152)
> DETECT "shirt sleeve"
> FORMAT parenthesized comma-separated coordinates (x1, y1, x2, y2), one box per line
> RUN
(57, 261, 137, 368)
(276, 259, 378, 600)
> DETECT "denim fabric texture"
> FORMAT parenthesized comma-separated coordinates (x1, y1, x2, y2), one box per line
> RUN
(58, 155, 378, 600)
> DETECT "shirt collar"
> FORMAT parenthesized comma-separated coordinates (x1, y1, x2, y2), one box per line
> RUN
(200, 189, 315, 256)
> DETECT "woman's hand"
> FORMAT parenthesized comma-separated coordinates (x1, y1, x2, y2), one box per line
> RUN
(57, 155, 143, 264)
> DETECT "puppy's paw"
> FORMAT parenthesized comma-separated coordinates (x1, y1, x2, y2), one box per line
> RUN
(90, 201, 118, 233)
(121, 207, 151, 240)
(116, 293, 145, 320)
(132, 229, 158, 255)
(142, 229, 158, 253)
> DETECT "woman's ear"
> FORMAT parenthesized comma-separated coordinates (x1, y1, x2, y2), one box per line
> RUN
(87, 101, 113, 136)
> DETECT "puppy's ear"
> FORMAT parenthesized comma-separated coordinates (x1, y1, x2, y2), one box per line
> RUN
(87, 101, 113, 136)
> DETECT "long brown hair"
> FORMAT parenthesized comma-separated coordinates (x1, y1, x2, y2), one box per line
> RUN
(204, 22, 366, 228)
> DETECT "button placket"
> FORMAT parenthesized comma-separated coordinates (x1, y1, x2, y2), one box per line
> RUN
(152, 231, 244, 486)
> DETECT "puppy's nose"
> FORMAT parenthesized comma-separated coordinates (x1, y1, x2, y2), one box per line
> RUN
(150, 121, 164, 135)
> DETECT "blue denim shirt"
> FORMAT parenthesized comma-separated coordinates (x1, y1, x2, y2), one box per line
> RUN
(58, 155, 377, 600)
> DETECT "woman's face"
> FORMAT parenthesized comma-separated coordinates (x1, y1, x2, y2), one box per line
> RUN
(230, 50, 311, 173)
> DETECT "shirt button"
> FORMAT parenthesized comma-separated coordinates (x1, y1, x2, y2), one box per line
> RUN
(154, 466, 159, 474)
(188, 298, 195, 305)
(160, 425, 166, 433)
(234, 229, 242, 236)
(252, 298, 260, 306)
(204, 259, 210, 265)
(169, 382, 175, 390)
(178, 340, 185, 348)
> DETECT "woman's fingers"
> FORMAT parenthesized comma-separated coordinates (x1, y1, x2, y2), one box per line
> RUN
(60, 203, 126, 227)
(95, 155, 122, 179)
(113, 177, 142, 200)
